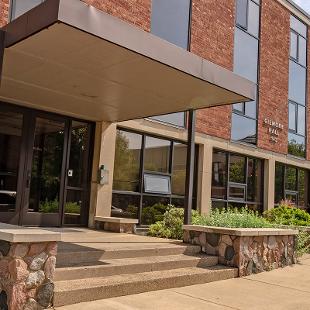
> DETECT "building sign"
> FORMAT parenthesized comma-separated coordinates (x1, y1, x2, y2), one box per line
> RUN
(263, 118, 284, 143)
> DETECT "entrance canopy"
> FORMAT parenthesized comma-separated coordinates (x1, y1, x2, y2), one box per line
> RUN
(0, 0, 256, 122)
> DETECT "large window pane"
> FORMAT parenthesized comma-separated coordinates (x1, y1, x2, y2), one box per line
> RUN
(245, 100, 257, 118)
(172, 143, 187, 196)
(290, 31, 298, 60)
(231, 113, 257, 144)
(247, 158, 263, 202)
(236, 0, 248, 29)
(275, 163, 284, 204)
(11, 0, 44, 20)
(290, 15, 307, 37)
(151, 0, 190, 49)
(288, 102, 296, 131)
(212, 151, 227, 199)
(112, 194, 139, 219)
(247, 0, 260, 37)
(298, 36, 307, 66)
(234, 28, 259, 82)
(285, 167, 297, 191)
(149, 112, 186, 128)
(297, 105, 305, 135)
(288, 133, 306, 157)
(144, 136, 170, 173)
(0, 111, 23, 212)
(229, 154, 246, 184)
(113, 130, 142, 192)
(289, 60, 306, 105)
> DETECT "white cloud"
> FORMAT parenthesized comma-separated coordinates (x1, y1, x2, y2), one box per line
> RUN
(292, 0, 310, 13)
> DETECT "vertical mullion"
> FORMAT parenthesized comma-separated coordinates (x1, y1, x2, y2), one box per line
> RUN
(138, 135, 146, 225)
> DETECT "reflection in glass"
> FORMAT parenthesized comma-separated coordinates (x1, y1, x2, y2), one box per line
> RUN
(113, 130, 142, 192)
(288, 102, 296, 131)
(290, 31, 298, 60)
(274, 163, 284, 204)
(112, 194, 139, 219)
(285, 167, 297, 191)
(229, 154, 246, 184)
(11, 0, 44, 20)
(172, 143, 187, 196)
(289, 60, 306, 105)
(247, 158, 262, 202)
(236, 0, 248, 29)
(142, 196, 170, 225)
(144, 136, 170, 173)
(297, 105, 305, 135)
(234, 28, 259, 83)
(290, 15, 307, 37)
(298, 170, 305, 208)
(29, 118, 65, 213)
(64, 190, 83, 225)
(151, 0, 190, 49)
(247, 0, 260, 37)
(68, 121, 90, 188)
(0, 111, 23, 212)
(231, 113, 257, 144)
(298, 37, 307, 66)
(150, 113, 186, 128)
(288, 133, 305, 158)
(228, 185, 246, 200)
(212, 151, 227, 199)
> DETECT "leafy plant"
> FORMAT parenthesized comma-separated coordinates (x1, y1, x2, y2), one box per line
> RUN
(148, 206, 201, 240)
(264, 204, 310, 227)
(195, 207, 273, 228)
(296, 230, 310, 257)
(39, 199, 59, 213)
(141, 203, 169, 225)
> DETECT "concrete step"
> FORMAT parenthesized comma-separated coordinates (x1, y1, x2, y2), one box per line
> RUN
(54, 265, 238, 307)
(55, 254, 219, 281)
(56, 244, 201, 267)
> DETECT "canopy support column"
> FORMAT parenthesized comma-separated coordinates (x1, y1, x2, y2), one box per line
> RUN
(184, 109, 196, 225)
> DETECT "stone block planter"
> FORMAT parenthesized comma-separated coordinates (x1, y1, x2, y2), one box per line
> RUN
(183, 225, 298, 277)
(0, 224, 60, 310)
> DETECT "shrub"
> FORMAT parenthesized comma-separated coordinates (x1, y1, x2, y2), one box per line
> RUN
(296, 230, 310, 257)
(196, 207, 273, 228)
(148, 206, 201, 240)
(264, 204, 310, 227)
(141, 203, 169, 225)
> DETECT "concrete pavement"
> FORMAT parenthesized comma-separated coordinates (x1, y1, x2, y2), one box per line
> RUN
(56, 255, 310, 310)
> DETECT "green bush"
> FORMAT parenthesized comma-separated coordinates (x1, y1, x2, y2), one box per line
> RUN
(264, 204, 310, 226)
(296, 230, 310, 257)
(141, 203, 170, 225)
(196, 207, 273, 228)
(148, 206, 201, 240)
(39, 199, 59, 213)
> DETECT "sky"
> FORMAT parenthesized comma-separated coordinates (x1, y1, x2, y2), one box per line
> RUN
(292, 0, 310, 13)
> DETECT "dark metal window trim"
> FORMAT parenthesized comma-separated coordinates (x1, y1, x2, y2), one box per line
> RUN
(146, 112, 187, 129)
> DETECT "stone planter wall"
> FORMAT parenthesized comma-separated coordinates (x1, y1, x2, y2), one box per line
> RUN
(183, 225, 298, 277)
(0, 241, 57, 310)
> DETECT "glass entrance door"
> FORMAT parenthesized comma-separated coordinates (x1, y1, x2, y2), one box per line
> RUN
(0, 109, 25, 224)
(21, 115, 67, 226)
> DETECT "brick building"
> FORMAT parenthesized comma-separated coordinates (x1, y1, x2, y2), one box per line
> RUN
(0, 0, 309, 227)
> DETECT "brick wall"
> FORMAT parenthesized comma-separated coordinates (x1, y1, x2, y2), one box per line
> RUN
(0, 0, 9, 26)
(191, 0, 235, 140)
(82, 0, 151, 32)
(307, 28, 310, 161)
(257, 0, 290, 154)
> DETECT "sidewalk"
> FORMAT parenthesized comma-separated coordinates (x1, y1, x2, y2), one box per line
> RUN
(56, 255, 310, 310)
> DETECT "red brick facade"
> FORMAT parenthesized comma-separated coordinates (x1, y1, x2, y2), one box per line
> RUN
(82, 0, 151, 32)
(191, 0, 235, 140)
(307, 29, 310, 161)
(0, 0, 9, 26)
(257, 0, 290, 154)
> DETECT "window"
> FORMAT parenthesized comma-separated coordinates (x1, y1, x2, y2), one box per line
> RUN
(211, 149, 264, 212)
(288, 16, 307, 158)
(10, 0, 44, 20)
(232, 0, 260, 145)
(112, 129, 198, 225)
(274, 162, 308, 210)
(149, 112, 186, 128)
(151, 0, 191, 49)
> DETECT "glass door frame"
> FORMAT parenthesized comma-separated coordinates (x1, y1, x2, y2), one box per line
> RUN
(0, 102, 94, 227)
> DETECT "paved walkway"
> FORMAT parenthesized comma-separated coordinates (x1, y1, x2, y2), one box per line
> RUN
(56, 255, 310, 310)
